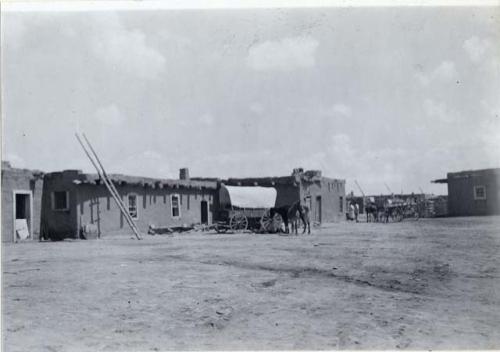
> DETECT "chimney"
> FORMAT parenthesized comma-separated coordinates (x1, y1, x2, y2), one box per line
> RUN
(179, 168, 190, 180)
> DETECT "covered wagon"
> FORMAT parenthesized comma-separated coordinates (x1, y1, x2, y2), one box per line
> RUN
(214, 184, 283, 233)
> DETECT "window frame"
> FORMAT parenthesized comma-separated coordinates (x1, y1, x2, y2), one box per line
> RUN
(474, 185, 486, 200)
(127, 193, 139, 220)
(51, 191, 70, 211)
(171, 194, 181, 218)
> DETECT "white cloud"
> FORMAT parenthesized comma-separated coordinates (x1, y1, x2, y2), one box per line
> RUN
(249, 102, 265, 114)
(463, 36, 492, 63)
(422, 99, 456, 123)
(246, 36, 319, 71)
(111, 150, 175, 178)
(332, 103, 352, 117)
(90, 15, 165, 79)
(307, 133, 416, 194)
(416, 61, 458, 86)
(316, 103, 352, 118)
(142, 150, 163, 160)
(94, 104, 125, 126)
(481, 100, 500, 118)
(479, 100, 500, 164)
(5, 153, 26, 168)
(199, 113, 215, 126)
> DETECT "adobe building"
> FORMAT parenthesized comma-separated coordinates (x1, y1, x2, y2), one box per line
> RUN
(1, 161, 44, 242)
(41, 168, 217, 240)
(217, 168, 346, 223)
(432, 168, 500, 217)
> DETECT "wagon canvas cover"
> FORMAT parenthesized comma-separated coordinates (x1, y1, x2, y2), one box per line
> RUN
(223, 185, 277, 209)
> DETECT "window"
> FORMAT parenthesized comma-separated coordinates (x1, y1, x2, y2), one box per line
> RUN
(339, 196, 344, 212)
(52, 191, 69, 211)
(128, 194, 138, 219)
(171, 194, 181, 218)
(474, 185, 486, 200)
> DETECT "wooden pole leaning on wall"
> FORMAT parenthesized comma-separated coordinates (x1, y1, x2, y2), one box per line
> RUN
(79, 134, 142, 240)
(75, 133, 142, 240)
(82, 133, 137, 226)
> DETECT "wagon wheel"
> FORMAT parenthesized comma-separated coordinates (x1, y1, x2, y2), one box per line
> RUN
(229, 213, 248, 232)
(260, 210, 283, 233)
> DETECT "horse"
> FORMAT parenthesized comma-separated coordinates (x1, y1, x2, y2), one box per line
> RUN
(365, 203, 378, 222)
(287, 200, 311, 235)
(269, 201, 310, 234)
(299, 203, 311, 234)
(285, 201, 300, 235)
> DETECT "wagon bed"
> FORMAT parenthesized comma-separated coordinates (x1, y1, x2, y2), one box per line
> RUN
(214, 184, 283, 233)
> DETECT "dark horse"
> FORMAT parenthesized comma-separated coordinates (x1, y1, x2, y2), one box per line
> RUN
(270, 201, 310, 234)
(365, 203, 378, 222)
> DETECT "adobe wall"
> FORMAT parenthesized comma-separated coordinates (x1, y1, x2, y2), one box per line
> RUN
(76, 184, 215, 238)
(41, 170, 81, 240)
(274, 184, 301, 208)
(447, 171, 500, 216)
(301, 178, 345, 223)
(1, 166, 44, 242)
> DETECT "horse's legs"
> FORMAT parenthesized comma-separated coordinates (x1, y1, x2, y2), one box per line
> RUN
(280, 211, 290, 233)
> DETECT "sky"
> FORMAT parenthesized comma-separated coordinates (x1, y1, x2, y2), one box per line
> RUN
(2, 4, 499, 195)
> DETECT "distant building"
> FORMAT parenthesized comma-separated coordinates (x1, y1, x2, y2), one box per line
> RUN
(41, 169, 217, 240)
(217, 168, 346, 223)
(432, 168, 500, 217)
(1, 161, 44, 242)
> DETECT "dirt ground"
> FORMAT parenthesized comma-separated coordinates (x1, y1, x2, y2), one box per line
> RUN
(2, 216, 500, 351)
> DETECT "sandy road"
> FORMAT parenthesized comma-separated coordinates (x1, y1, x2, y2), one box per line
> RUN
(2, 216, 500, 351)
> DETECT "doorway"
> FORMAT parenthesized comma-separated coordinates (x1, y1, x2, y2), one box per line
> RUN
(315, 196, 322, 223)
(200, 200, 208, 224)
(13, 191, 33, 242)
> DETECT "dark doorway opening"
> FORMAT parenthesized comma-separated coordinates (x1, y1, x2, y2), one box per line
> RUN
(315, 196, 322, 223)
(201, 200, 208, 224)
(14, 193, 31, 241)
(16, 194, 29, 220)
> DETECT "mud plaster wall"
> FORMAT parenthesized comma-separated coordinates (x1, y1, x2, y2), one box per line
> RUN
(274, 184, 301, 208)
(41, 171, 79, 240)
(301, 178, 345, 223)
(1, 169, 43, 242)
(447, 172, 500, 216)
(76, 184, 215, 238)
